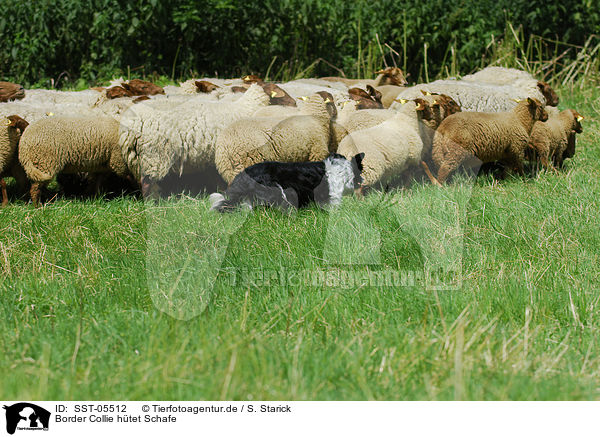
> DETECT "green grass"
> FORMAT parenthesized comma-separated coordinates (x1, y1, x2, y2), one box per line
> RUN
(1, 86, 599, 400)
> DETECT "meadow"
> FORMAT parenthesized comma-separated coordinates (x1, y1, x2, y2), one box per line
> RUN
(0, 83, 598, 400)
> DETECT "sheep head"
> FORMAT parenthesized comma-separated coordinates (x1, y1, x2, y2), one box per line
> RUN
(7, 114, 29, 134)
(527, 97, 548, 122)
(348, 87, 383, 109)
(570, 109, 584, 134)
(0, 81, 25, 102)
(316, 91, 337, 118)
(537, 81, 559, 106)
(413, 98, 434, 121)
(375, 67, 408, 86)
(106, 86, 132, 99)
(242, 74, 263, 84)
(366, 85, 383, 103)
(433, 94, 461, 116)
(195, 80, 220, 93)
(261, 83, 296, 107)
(122, 79, 165, 96)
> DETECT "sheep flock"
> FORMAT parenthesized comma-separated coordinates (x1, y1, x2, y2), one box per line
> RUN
(0, 66, 585, 207)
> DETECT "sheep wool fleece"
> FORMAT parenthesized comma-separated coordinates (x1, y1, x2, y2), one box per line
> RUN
(19, 116, 125, 182)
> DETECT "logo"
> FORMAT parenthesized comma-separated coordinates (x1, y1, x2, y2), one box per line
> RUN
(3, 403, 50, 435)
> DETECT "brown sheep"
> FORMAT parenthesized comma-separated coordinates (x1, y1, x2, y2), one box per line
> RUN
(106, 86, 131, 99)
(0, 82, 25, 102)
(233, 79, 296, 106)
(242, 74, 263, 84)
(0, 115, 28, 206)
(321, 66, 408, 87)
(529, 109, 583, 170)
(536, 81, 559, 107)
(261, 83, 297, 107)
(195, 80, 220, 93)
(348, 85, 384, 109)
(121, 79, 165, 96)
(432, 97, 548, 184)
(0, 82, 24, 102)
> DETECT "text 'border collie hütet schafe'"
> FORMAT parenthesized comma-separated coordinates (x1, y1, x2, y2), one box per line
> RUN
(210, 153, 365, 212)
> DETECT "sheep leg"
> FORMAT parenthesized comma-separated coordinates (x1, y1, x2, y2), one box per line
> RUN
(30, 182, 41, 207)
(420, 161, 442, 187)
(93, 174, 106, 196)
(0, 178, 7, 206)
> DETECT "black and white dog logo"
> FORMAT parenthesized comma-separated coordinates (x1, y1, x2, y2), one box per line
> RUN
(3, 403, 50, 435)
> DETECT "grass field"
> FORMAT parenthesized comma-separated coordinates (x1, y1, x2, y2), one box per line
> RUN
(1, 86, 599, 400)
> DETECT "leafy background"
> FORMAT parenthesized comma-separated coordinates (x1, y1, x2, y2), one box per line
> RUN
(0, 0, 599, 86)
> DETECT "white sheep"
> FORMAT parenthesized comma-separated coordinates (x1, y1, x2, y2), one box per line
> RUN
(119, 83, 270, 185)
(462, 66, 559, 106)
(214, 94, 337, 183)
(391, 78, 549, 113)
(0, 100, 100, 124)
(339, 93, 460, 134)
(335, 98, 449, 186)
(276, 81, 352, 109)
(21, 89, 100, 106)
(18, 115, 129, 206)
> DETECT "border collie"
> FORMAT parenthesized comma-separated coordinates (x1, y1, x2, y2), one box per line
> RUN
(210, 153, 364, 212)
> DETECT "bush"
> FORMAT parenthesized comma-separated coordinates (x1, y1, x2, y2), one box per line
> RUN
(1, 0, 599, 87)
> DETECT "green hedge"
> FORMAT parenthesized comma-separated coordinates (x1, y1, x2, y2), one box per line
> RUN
(1, 0, 599, 86)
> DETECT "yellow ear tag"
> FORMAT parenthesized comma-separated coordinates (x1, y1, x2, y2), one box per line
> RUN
(46, 112, 54, 116)
(299, 96, 308, 101)
(396, 98, 408, 104)
(577, 115, 584, 122)
(415, 103, 425, 110)
(512, 98, 521, 103)
(271, 91, 277, 98)
(324, 98, 332, 103)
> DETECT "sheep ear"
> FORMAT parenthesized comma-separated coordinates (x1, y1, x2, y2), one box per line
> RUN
(414, 99, 426, 111)
(527, 97, 535, 105)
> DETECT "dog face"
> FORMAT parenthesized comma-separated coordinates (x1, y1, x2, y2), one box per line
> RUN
(325, 153, 365, 202)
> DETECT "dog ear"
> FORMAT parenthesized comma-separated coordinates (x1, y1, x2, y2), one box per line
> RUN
(354, 152, 365, 171)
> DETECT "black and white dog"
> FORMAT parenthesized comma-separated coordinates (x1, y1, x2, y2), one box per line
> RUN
(210, 153, 364, 212)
